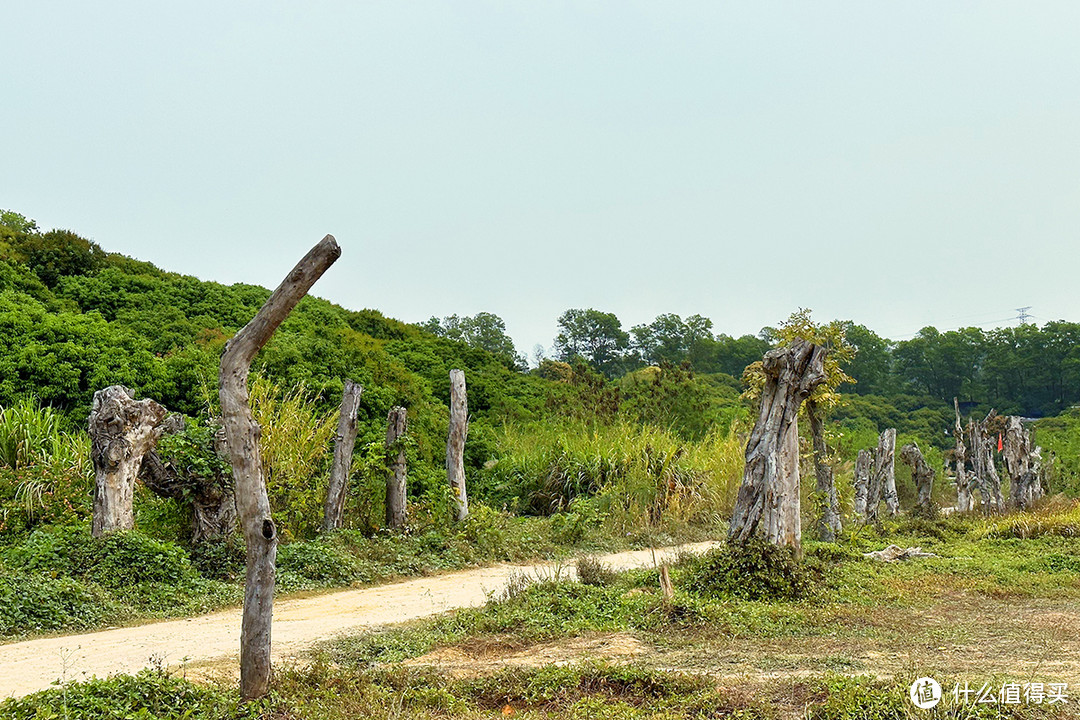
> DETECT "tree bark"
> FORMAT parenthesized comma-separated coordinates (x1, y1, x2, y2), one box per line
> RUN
(969, 411, 1003, 513)
(866, 428, 897, 522)
(219, 235, 340, 700)
(89, 386, 168, 537)
(1003, 416, 1039, 510)
(805, 398, 841, 541)
(385, 406, 408, 529)
(323, 379, 362, 532)
(852, 449, 873, 520)
(447, 369, 469, 522)
(899, 442, 935, 518)
(953, 398, 972, 512)
(729, 339, 826, 555)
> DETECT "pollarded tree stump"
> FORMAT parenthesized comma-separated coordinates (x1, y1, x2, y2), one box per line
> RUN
(729, 339, 826, 555)
(324, 379, 363, 532)
(899, 442, 935, 518)
(1003, 416, 1040, 510)
(385, 406, 408, 529)
(89, 386, 168, 537)
(969, 412, 1004, 513)
(447, 369, 469, 522)
(953, 398, 973, 512)
(806, 398, 841, 542)
(852, 449, 873, 521)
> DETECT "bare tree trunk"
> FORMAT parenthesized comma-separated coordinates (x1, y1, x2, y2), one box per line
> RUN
(385, 406, 408, 529)
(219, 235, 340, 700)
(1031, 445, 1047, 503)
(969, 411, 1003, 514)
(89, 386, 167, 537)
(447, 369, 470, 522)
(729, 339, 826, 555)
(1003, 416, 1038, 510)
(953, 398, 972, 512)
(852, 449, 873, 520)
(899, 442, 935, 518)
(866, 429, 897, 522)
(805, 399, 841, 541)
(323, 379, 362, 532)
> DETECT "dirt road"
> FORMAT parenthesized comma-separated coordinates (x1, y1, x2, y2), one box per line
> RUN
(0, 541, 720, 699)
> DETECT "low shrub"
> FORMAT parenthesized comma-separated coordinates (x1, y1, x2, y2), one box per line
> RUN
(683, 539, 819, 601)
(0, 566, 116, 634)
(575, 555, 618, 587)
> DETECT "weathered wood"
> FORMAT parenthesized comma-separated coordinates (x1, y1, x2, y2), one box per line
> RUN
(323, 379, 363, 532)
(852, 449, 873, 520)
(447, 369, 469, 522)
(384, 406, 408, 529)
(866, 428, 897, 522)
(89, 386, 167, 537)
(899, 442, 935, 518)
(139, 417, 237, 543)
(953, 398, 972, 512)
(969, 411, 1003, 513)
(1003, 416, 1042, 510)
(219, 235, 340, 700)
(729, 339, 826, 555)
(805, 398, 841, 541)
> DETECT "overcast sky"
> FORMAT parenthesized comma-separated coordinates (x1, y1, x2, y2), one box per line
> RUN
(4, 2, 1079, 357)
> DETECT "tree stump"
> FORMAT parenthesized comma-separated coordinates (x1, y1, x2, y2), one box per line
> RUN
(806, 398, 841, 541)
(953, 398, 972, 512)
(729, 339, 826, 554)
(852, 449, 873, 520)
(219, 235, 340, 700)
(447, 369, 469, 522)
(899, 442, 935, 518)
(969, 411, 1003, 513)
(89, 386, 168, 537)
(1003, 416, 1040, 510)
(385, 406, 408, 529)
(866, 429, 898, 522)
(323, 379, 362, 532)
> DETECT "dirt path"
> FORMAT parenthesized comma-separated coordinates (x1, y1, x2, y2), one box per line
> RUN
(0, 541, 720, 699)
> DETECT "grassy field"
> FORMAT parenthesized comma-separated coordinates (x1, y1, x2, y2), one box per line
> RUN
(4, 504, 1079, 719)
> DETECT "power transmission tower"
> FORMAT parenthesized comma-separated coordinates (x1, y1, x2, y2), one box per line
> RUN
(1016, 306, 1032, 324)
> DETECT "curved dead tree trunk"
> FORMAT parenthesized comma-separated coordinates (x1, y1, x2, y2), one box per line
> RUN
(866, 429, 897, 522)
(729, 339, 826, 555)
(323, 379, 363, 532)
(805, 399, 841, 541)
(852, 449, 873, 520)
(953, 398, 972, 512)
(140, 417, 237, 543)
(89, 386, 167, 537)
(385, 406, 408, 529)
(219, 235, 340, 700)
(969, 411, 1003, 514)
(1003, 416, 1039, 510)
(899, 442, 935, 518)
(447, 369, 469, 522)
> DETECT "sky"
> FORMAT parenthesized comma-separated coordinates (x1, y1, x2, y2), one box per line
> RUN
(3, 2, 1079, 358)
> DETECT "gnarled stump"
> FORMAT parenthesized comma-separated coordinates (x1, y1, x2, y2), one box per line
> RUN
(953, 398, 972, 512)
(385, 406, 408, 529)
(447, 369, 469, 522)
(89, 386, 167, 537)
(323, 379, 363, 532)
(866, 429, 897, 522)
(729, 339, 826, 554)
(969, 411, 1003, 513)
(899, 442, 935, 518)
(219, 235, 340, 700)
(852, 449, 873, 520)
(1003, 416, 1040, 510)
(805, 398, 841, 541)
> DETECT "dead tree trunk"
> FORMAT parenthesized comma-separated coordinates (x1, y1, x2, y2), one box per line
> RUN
(447, 369, 469, 522)
(969, 411, 1004, 513)
(899, 442, 935, 518)
(384, 406, 408, 529)
(1031, 446, 1047, 503)
(323, 379, 362, 532)
(1003, 416, 1039, 510)
(729, 339, 826, 554)
(139, 417, 237, 543)
(805, 398, 841, 541)
(866, 428, 897, 522)
(89, 386, 167, 537)
(852, 449, 873, 520)
(219, 235, 340, 700)
(953, 398, 972, 512)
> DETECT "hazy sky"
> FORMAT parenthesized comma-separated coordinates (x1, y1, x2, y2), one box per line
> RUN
(4, 3, 1079, 357)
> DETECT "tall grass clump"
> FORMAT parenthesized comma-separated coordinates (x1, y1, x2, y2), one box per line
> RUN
(481, 420, 744, 532)
(974, 499, 1080, 539)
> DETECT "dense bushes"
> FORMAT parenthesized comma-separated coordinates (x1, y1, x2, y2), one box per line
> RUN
(683, 540, 819, 601)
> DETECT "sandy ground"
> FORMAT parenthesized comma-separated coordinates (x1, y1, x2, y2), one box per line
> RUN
(0, 541, 720, 699)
